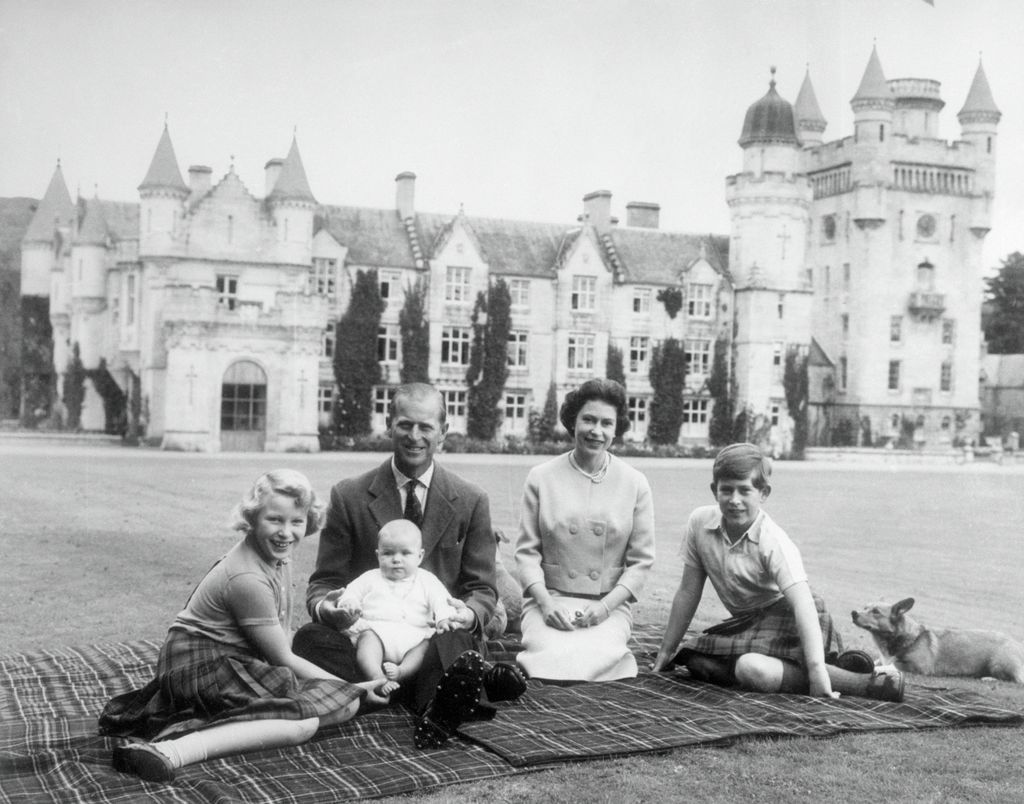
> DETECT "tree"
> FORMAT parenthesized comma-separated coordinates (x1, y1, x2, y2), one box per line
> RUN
(983, 252, 1024, 353)
(529, 381, 560, 443)
(647, 338, 687, 445)
(784, 345, 809, 458)
(63, 342, 86, 431)
(333, 269, 385, 437)
(399, 276, 430, 383)
(19, 296, 53, 426)
(605, 344, 625, 387)
(707, 336, 734, 446)
(86, 358, 128, 434)
(466, 278, 511, 440)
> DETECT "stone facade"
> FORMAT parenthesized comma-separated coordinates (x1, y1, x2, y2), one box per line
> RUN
(729, 48, 999, 450)
(21, 132, 729, 450)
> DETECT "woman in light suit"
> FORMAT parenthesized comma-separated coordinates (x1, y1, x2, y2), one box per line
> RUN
(515, 378, 655, 681)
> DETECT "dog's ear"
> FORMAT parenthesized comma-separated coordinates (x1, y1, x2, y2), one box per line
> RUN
(892, 598, 915, 618)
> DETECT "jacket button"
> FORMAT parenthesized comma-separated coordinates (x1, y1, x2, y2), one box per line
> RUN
(569, 524, 578, 534)
(569, 570, 578, 578)
(593, 525, 604, 536)
(589, 570, 599, 580)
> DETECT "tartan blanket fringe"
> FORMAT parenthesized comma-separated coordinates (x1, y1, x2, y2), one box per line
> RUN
(2, 627, 1021, 802)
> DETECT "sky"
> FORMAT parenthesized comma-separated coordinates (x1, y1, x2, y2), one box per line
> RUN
(1, 0, 1021, 270)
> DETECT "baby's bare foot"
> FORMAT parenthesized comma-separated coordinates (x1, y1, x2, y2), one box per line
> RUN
(383, 662, 400, 680)
(378, 679, 401, 697)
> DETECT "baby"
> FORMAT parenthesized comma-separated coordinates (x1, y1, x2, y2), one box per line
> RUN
(333, 519, 458, 696)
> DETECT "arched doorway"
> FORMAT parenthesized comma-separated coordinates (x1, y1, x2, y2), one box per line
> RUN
(220, 360, 267, 451)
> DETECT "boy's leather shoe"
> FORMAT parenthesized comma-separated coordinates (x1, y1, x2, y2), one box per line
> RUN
(865, 668, 905, 703)
(832, 649, 876, 675)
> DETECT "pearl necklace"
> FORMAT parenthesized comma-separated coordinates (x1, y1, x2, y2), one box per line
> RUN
(568, 451, 610, 483)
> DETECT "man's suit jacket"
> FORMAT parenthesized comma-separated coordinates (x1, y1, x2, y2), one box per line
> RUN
(307, 459, 497, 634)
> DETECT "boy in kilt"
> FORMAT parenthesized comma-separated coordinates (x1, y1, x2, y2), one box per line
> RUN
(653, 444, 904, 702)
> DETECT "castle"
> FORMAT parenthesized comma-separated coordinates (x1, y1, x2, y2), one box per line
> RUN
(18, 47, 998, 452)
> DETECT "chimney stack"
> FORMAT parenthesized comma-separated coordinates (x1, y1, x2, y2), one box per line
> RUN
(264, 158, 283, 197)
(188, 165, 212, 197)
(582, 190, 613, 232)
(625, 201, 660, 229)
(395, 171, 416, 219)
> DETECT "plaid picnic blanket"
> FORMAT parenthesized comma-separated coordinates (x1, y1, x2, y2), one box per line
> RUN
(2, 628, 1021, 802)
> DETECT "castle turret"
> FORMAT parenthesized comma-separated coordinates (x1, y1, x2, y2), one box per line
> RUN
(69, 197, 110, 368)
(794, 69, 827, 148)
(958, 60, 1000, 206)
(851, 45, 894, 146)
(266, 136, 316, 265)
(138, 124, 188, 256)
(21, 162, 75, 296)
(849, 47, 893, 225)
(727, 69, 813, 425)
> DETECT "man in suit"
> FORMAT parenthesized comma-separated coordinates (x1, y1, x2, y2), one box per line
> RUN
(293, 383, 526, 747)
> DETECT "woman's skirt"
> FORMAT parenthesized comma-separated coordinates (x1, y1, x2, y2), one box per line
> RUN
(675, 592, 843, 667)
(517, 594, 636, 682)
(98, 630, 365, 740)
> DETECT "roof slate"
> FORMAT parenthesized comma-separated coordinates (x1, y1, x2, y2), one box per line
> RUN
(23, 164, 75, 243)
(317, 205, 413, 268)
(958, 60, 1000, 117)
(852, 45, 891, 103)
(269, 138, 316, 203)
(138, 126, 188, 193)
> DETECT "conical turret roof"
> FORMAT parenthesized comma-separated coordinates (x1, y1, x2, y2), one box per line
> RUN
(23, 162, 75, 243)
(794, 69, 827, 132)
(138, 124, 188, 194)
(75, 197, 109, 246)
(851, 45, 892, 104)
(739, 69, 798, 148)
(268, 137, 316, 203)
(958, 60, 1000, 120)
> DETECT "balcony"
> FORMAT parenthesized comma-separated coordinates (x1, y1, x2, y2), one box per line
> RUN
(908, 290, 945, 320)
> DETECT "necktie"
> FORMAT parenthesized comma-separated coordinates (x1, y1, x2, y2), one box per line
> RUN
(404, 479, 423, 527)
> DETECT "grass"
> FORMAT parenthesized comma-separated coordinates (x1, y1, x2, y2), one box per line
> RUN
(3, 445, 1024, 803)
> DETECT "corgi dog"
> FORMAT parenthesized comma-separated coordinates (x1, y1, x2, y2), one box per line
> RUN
(852, 597, 1024, 683)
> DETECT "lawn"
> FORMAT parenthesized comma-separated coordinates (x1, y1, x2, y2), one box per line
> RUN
(3, 445, 1023, 803)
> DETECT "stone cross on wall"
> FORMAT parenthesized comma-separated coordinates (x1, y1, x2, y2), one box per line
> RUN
(186, 365, 198, 406)
(777, 225, 791, 260)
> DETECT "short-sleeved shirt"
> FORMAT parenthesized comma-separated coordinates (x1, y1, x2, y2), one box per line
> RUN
(681, 505, 807, 616)
(169, 539, 292, 650)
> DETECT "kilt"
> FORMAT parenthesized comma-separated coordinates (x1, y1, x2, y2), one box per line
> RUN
(98, 629, 365, 741)
(675, 592, 843, 667)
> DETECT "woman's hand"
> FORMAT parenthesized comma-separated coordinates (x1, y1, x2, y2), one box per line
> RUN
(573, 600, 611, 629)
(540, 600, 577, 631)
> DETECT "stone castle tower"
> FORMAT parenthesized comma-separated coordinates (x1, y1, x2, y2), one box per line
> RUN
(729, 47, 999, 448)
